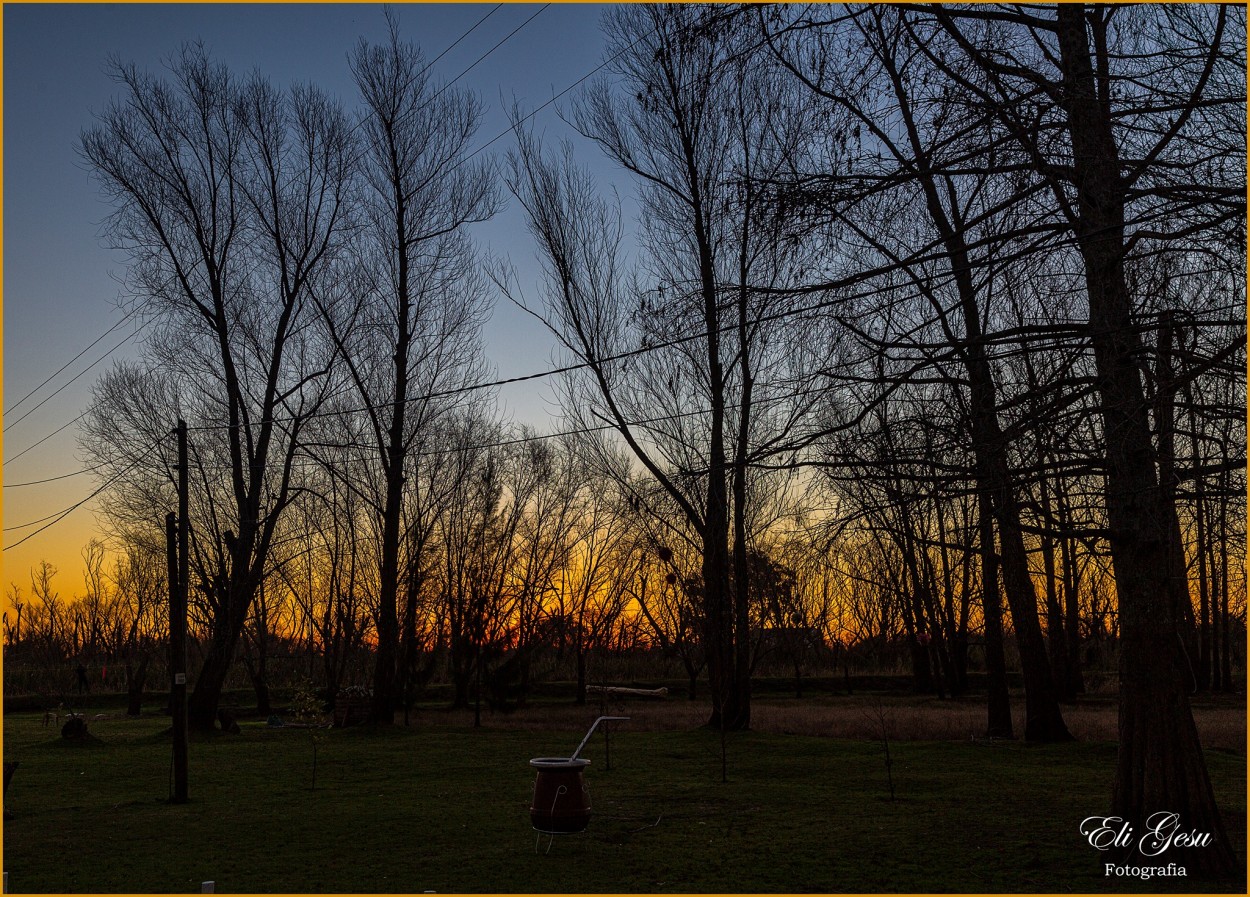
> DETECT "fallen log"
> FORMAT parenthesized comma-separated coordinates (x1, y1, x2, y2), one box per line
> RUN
(586, 685, 669, 700)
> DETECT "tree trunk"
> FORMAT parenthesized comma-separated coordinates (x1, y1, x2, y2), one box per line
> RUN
(899, 587, 933, 694)
(1035, 465, 1066, 697)
(952, 549, 972, 698)
(980, 499, 1014, 739)
(125, 654, 149, 717)
(188, 588, 248, 731)
(876, 31, 1069, 740)
(918, 580, 955, 699)
(1185, 367, 1213, 692)
(242, 651, 271, 717)
(961, 295, 1069, 741)
(575, 650, 587, 706)
(699, 312, 743, 730)
(1056, 5, 1233, 873)
(370, 468, 403, 726)
(1154, 313, 1199, 687)
(730, 258, 755, 731)
(1062, 555, 1086, 696)
(702, 484, 739, 730)
(1193, 465, 1212, 692)
(730, 467, 753, 729)
(1216, 470, 1232, 693)
(253, 681, 271, 717)
(950, 629, 969, 698)
(1057, 496, 1086, 696)
(189, 637, 234, 731)
(401, 568, 418, 726)
(1209, 529, 1222, 693)
(450, 637, 473, 710)
(242, 609, 272, 716)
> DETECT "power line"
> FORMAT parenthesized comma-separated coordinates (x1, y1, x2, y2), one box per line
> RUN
(1, 5, 589, 550)
(11, 271, 1237, 493)
(457, 14, 650, 168)
(18, 10, 1240, 520)
(177, 265, 1233, 441)
(440, 5, 548, 96)
(165, 17, 672, 440)
(339, 2, 509, 152)
(423, 4, 503, 70)
(179, 265, 1013, 435)
(4, 307, 140, 417)
(339, 2, 647, 206)
(3, 327, 143, 434)
(48, 307, 1082, 558)
(2, 440, 162, 550)
(3, 467, 99, 489)
(0, 379, 813, 550)
(345, 3, 547, 172)
(299, 382, 823, 462)
(4, 408, 93, 467)
(9, 286, 1239, 544)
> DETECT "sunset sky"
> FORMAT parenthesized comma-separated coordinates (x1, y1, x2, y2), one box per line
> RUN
(3, 3, 625, 599)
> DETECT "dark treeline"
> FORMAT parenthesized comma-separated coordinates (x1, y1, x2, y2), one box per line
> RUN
(4, 3, 1244, 874)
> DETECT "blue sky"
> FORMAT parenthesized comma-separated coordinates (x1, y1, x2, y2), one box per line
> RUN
(3, 3, 628, 592)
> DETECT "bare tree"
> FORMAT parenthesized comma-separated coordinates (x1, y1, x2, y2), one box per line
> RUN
(107, 536, 168, 715)
(627, 501, 707, 701)
(313, 18, 498, 724)
(923, 3, 1243, 872)
(506, 4, 825, 730)
(762, 3, 1071, 739)
(80, 46, 353, 729)
(550, 464, 635, 704)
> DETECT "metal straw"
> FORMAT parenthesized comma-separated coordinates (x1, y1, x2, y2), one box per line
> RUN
(569, 715, 629, 761)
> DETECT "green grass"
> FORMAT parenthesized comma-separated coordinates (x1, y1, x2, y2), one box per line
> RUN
(2, 710, 1245, 893)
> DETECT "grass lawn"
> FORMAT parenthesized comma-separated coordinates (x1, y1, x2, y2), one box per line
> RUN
(2, 705, 1245, 893)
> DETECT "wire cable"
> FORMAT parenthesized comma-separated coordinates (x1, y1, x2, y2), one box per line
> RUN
(441, 4, 548, 96)
(346, 4, 546, 171)
(3, 328, 142, 434)
(4, 408, 93, 467)
(13, 9, 1242, 527)
(3, 467, 98, 489)
(183, 265, 1079, 435)
(2, 440, 162, 550)
(4, 307, 140, 417)
(456, 13, 653, 169)
(423, 4, 503, 71)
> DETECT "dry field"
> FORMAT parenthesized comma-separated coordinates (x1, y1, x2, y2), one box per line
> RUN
(418, 692, 1247, 753)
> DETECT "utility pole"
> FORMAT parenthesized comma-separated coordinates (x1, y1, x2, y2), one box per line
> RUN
(168, 419, 190, 803)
